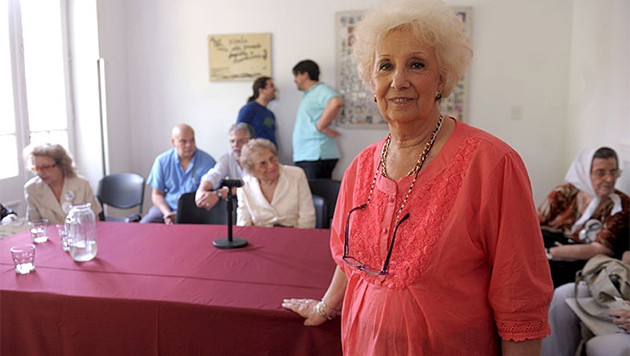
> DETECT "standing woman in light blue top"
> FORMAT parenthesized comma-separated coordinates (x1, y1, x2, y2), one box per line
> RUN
(141, 124, 216, 224)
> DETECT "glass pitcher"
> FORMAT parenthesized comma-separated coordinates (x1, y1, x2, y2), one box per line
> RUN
(65, 203, 98, 262)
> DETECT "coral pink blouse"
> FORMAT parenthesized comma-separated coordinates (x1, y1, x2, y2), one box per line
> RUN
(330, 119, 553, 355)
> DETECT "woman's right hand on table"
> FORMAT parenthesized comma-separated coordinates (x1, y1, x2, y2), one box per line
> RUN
(282, 298, 327, 326)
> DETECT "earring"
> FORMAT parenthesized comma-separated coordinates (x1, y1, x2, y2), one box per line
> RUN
(373, 96, 377, 103)
(435, 91, 442, 101)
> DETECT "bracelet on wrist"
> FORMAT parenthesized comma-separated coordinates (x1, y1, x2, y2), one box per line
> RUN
(321, 300, 341, 313)
(315, 300, 339, 320)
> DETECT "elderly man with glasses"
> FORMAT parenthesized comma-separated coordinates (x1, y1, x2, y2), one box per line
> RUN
(195, 123, 254, 211)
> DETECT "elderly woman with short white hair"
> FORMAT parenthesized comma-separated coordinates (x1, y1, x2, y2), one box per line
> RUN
(237, 139, 315, 228)
(283, 0, 552, 354)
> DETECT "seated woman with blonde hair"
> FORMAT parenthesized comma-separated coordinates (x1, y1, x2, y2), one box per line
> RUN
(23, 143, 102, 224)
(237, 139, 315, 228)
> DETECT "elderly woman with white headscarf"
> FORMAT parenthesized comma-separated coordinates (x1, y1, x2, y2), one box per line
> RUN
(539, 147, 629, 287)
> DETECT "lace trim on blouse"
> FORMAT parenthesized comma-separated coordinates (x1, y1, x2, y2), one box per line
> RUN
(348, 137, 480, 289)
(497, 320, 549, 341)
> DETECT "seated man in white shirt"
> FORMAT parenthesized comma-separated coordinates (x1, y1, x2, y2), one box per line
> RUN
(195, 123, 253, 210)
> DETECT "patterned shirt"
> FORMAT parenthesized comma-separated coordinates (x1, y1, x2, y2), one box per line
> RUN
(538, 183, 630, 250)
(237, 101, 277, 146)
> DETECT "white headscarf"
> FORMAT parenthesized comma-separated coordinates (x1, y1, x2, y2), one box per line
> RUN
(564, 148, 622, 232)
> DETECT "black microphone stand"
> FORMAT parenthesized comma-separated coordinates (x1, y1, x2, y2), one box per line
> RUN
(212, 187, 247, 249)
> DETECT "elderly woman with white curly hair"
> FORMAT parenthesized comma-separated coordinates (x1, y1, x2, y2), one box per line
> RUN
(236, 138, 315, 228)
(283, 0, 553, 354)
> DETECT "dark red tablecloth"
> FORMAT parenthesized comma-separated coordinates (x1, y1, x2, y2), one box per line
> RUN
(0, 222, 341, 356)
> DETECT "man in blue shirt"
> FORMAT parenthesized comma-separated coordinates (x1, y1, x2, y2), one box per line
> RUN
(292, 60, 344, 179)
(236, 77, 277, 146)
(141, 124, 216, 224)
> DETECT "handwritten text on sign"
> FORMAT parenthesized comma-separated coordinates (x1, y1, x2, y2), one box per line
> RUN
(208, 33, 271, 82)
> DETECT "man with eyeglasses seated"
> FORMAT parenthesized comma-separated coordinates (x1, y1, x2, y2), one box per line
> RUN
(23, 143, 102, 224)
(539, 147, 630, 287)
(195, 123, 253, 211)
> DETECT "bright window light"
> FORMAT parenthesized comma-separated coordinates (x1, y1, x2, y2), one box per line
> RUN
(0, 2, 18, 179)
(21, 0, 68, 143)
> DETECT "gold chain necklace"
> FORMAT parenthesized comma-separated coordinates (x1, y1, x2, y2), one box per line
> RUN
(366, 114, 444, 224)
(380, 114, 444, 178)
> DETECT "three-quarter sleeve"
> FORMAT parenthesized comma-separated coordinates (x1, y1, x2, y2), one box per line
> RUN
(481, 151, 554, 341)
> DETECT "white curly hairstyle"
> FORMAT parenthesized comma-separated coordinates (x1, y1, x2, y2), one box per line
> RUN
(352, 0, 473, 98)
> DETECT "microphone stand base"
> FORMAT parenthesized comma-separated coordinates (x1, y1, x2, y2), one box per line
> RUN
(213, 237, 248, 249)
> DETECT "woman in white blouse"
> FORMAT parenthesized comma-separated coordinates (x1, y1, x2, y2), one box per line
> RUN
(237, 139, 315, 228)
(23, 143, 102, 224)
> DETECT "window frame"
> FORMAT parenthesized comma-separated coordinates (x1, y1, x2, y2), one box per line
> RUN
(1, 0, 75, 214)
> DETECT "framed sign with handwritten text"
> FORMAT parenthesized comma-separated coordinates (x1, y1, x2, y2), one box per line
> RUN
(208, 33, 271, 82)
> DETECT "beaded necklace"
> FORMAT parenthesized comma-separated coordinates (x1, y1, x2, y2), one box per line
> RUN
(365, 114, 444, 225)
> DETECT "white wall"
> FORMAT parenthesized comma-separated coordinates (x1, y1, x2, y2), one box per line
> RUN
(464, 0, 572, 203)
(68, 0, 102, 190)
(566, 0, 630, 192)
(93, 0, 627, 210)
(96, 0, 132, 175)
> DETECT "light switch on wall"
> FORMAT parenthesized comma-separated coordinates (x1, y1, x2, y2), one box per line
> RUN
(510, 106, 523, 121)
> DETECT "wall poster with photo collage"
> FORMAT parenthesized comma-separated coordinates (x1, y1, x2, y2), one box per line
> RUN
(335, 7, 472, 128)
